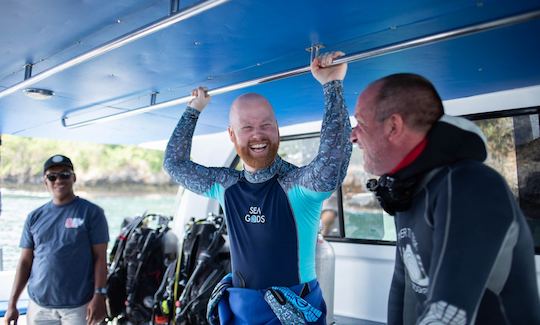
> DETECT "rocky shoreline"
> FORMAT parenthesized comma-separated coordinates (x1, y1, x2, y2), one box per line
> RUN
(1, 182, 178, 196)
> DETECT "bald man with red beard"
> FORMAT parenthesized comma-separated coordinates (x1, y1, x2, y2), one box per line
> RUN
(228, 93, 281, 172)
(164, 51, 352, 325)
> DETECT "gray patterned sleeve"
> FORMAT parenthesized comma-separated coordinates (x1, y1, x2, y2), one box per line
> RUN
(163, 107, 238, 197)
(288, 80, 352, 192)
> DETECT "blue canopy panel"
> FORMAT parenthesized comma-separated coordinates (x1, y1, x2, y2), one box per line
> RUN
(0, 0, 539, 144)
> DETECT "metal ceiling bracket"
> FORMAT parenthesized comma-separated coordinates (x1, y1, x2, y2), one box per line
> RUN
(24, 64, 33, 80)
(170, 0, 180, 15)
(306, 44, 325, 63)
(0, 0, 229, 100)
(62, 9, 540, 129)
(150, 92, 159, 105)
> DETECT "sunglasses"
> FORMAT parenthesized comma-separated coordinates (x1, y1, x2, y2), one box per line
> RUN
(45, 172, 73, 182)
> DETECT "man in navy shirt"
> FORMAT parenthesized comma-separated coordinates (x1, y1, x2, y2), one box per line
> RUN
(350, 73, 540, 324)
(5, 155, 109, 325)
(164, 51, 351, 324)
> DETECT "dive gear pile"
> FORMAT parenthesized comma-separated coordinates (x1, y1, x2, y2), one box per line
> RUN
(107, 213, 176, 324)
(106, 212, 229, 324)
(169, 214, 230, 325)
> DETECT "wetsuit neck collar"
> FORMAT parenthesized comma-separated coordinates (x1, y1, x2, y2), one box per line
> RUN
(243, 156, 282, 183)
(389, 138, 428, 175)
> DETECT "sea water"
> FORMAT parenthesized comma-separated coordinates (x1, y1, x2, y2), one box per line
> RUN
(0, 189, 177, 271)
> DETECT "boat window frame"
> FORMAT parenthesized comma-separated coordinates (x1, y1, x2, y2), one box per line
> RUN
(229, 106, 540, 253)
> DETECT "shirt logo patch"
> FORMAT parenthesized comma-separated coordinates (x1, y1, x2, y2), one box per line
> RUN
(65, 217, 84, 228)
(398, 228, 429, 294)
(244, 206, 266, 224)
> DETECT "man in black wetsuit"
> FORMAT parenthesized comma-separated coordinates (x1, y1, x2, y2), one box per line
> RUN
(350, 73, 540, 324)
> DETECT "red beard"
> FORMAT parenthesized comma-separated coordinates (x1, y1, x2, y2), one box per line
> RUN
(234, 139, 280, 170)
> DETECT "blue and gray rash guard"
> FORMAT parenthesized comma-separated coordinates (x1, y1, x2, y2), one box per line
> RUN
(164, 80, 351, 289)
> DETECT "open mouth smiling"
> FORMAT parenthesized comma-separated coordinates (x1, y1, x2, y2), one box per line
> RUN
(249, 142, 268, 153)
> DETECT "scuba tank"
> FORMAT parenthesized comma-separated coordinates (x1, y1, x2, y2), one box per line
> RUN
(316, 233, 336, 325)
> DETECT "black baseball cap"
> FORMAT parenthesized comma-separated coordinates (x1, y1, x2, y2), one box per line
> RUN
(43, 155, 74, 174)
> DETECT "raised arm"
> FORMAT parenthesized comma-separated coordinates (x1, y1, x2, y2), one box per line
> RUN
(293, 52, 352, 192)
(164, 87, 237, 198)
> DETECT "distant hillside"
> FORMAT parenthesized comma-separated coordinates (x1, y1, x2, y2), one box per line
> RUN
(1, 135, 175, 191)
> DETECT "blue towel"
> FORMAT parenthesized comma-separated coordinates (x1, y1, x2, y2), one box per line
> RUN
(213, 279, 326, 325)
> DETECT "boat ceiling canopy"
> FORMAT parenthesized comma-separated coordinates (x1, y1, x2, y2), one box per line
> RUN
(1, 0, 540, 145)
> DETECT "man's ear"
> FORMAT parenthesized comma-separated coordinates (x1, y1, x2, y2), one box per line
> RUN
(386, 113, 404, 143)
(73, 173, 77, 183)
(228, 127, 235, 143)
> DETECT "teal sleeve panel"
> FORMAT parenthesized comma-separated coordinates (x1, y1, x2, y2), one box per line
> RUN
(287, 185, 333, 283)
(204, 182, 227, 207)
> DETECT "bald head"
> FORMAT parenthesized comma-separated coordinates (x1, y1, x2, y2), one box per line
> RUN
(229, 93, 276, 127)
(227, 93, 280, 172)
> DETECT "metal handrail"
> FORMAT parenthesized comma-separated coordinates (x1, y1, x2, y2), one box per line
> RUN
(0, 0, 229, 99)
(62, 9, 540, 128)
